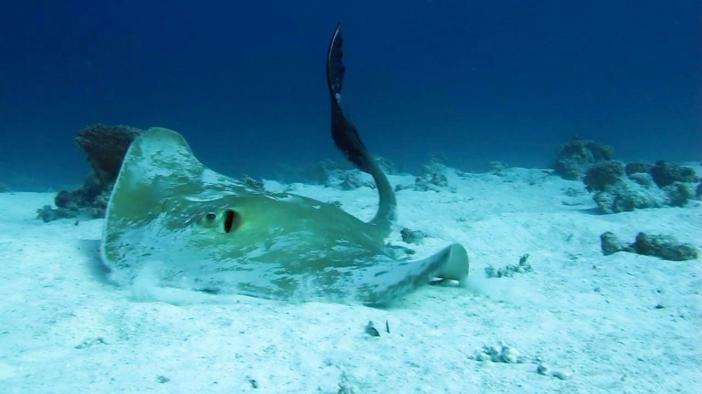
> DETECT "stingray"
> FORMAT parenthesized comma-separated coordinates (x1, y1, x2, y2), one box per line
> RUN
(101, 25, 469, 304)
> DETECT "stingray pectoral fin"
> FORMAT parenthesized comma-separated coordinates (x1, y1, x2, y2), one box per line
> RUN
(105, 127, 204, 222)
(435, 243, 470, 283)
(358, 243, 469, 304)
(102, 127, 206, 266)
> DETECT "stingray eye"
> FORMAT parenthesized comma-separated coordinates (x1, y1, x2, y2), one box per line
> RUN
(205, 212, 217, 221)
(223, 209, 240, 233)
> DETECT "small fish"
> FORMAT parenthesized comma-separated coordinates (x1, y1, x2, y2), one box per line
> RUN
(365, 321, 380, 337)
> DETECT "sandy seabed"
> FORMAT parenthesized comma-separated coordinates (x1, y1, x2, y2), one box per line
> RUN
(0, 167, 700, 393)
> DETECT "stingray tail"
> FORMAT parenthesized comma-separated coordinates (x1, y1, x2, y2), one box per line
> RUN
(326, 24, 396, 234)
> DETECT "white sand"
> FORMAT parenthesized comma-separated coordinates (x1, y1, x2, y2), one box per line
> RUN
(0, 168, 700, 393)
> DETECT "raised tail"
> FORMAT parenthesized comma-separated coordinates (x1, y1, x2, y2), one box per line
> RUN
(326, 24, 396, 235)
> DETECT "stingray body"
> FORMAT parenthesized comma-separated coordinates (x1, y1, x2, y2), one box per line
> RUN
(101, 25, 469, 304)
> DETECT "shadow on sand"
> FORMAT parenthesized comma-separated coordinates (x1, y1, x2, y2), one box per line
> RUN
(78, 239, 116, 286)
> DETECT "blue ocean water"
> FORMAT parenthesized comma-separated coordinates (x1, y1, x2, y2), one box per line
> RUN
(0, 0, 700, 189)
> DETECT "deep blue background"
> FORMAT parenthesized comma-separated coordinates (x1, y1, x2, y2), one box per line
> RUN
(1, 0, 700, 188)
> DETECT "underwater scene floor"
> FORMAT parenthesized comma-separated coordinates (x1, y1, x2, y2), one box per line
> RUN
(0, 167, 700, 393)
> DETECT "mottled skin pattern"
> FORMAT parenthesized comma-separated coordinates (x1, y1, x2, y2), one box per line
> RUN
(101, 128, 468, 304)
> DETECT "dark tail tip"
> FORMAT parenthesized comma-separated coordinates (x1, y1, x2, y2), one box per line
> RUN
(326, 23, 345, 99)
(325, 23, 371, 172)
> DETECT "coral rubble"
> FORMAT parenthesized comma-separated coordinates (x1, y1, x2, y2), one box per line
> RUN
(38, 124, 142, 222)
(484, 254, 533, 278)
(400, 228, 426, 244)
(650, 161, 698, 188)
(553, 139, 614, 180)
(600, 232, 699, 261)
(584, 160, 698, 213)
(396, 160, 453, 192)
